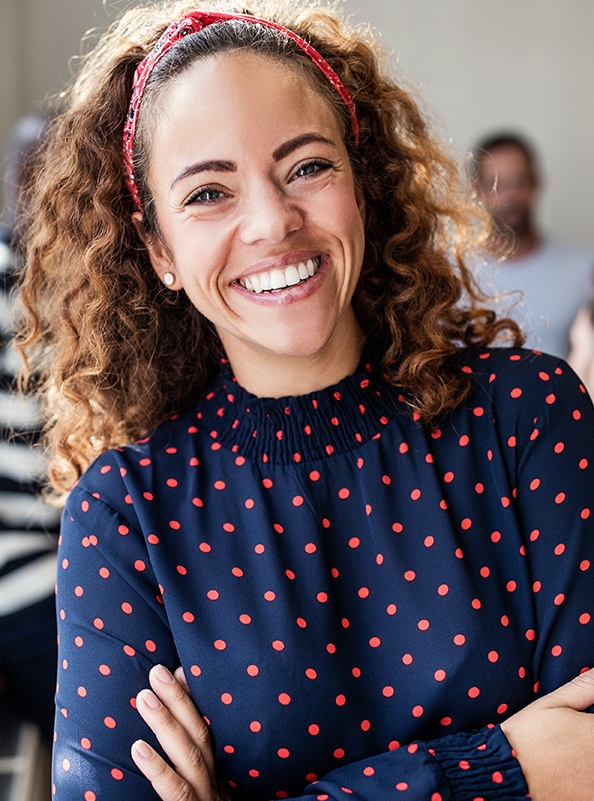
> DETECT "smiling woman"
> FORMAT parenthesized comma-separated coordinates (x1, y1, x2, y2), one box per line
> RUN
(13, 1, 594, 801)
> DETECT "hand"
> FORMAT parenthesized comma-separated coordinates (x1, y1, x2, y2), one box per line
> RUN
(131, 664, 229, 801)
(501, 667, 594, 801)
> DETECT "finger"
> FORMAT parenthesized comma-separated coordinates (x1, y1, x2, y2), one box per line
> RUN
(542, 667, 594, 711)
(149, 665, 216, 776)
(174, 666, 190, 695)
(131, 738, 197, 801)
(135, 688, 215, 795)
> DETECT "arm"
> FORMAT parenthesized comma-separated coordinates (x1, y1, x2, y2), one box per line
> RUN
(53, 491, 181, 800)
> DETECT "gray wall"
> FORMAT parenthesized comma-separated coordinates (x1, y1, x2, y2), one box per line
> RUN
(2, 0, 594, 251)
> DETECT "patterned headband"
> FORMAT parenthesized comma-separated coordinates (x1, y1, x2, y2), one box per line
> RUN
(123, 10, 359, 211)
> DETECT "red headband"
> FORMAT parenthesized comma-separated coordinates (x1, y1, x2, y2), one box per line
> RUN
(123, 10, 359, 211)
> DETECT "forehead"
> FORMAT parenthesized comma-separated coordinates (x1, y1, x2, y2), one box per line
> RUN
(148, 50, 343, 163)
(479, 146, 533, 179)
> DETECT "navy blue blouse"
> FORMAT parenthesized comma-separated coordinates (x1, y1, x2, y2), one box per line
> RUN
(53, 348, 594, 800)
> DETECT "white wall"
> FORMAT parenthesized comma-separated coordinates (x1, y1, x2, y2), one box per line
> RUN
(2, 0, 594, 251)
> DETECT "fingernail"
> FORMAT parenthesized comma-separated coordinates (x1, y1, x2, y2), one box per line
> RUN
(174, 666, 187, 685)
(154, 664, 175, 684)
(142, 690, 162, 709)
(134, 740, 154, 760)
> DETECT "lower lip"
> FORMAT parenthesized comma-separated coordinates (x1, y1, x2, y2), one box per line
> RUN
(231, 256, 329, 306)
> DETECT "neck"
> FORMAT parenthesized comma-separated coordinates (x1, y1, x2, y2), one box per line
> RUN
(508, 228, 541, 260)
(221, 315, 366, 398)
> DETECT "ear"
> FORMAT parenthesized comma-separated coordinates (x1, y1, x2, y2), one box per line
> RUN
(132, 211, 182, 289)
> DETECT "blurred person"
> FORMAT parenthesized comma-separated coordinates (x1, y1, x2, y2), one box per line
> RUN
(0, 113, 60, 741)
(568, 300, 594, 397)
(473, 132, 594, 359)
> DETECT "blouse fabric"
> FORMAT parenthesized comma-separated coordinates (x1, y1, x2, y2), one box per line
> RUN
(53, 347, 594, 801)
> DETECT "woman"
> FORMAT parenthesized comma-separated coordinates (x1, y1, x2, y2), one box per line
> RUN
(16, 1, 594, 799)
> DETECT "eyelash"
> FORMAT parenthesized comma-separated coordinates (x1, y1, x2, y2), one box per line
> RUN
(292, 159, 333, 179)
(184, 159, 334, 206)
(185, 187, 227, 206)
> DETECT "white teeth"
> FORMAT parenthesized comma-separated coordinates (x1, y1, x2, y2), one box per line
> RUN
(270, 269, 287, 290)
(298, 262, 309, 280)
(285, 265, 300, 286)
(239, 257, 320, 293)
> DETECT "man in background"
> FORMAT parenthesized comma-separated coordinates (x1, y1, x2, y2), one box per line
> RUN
(473, 132, 594, 359)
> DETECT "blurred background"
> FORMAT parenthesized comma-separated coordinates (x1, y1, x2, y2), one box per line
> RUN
(1, 0, 594, 249)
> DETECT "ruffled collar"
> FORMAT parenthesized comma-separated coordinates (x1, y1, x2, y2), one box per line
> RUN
(196, 351, 405, 465)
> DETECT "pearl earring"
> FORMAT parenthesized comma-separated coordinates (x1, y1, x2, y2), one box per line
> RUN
(163, 272, 175, 287)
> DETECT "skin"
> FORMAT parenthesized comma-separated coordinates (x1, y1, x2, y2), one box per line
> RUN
(129, 48, 594, 801)
(476, 145, 541, 259)
(138, 51, 366, 399)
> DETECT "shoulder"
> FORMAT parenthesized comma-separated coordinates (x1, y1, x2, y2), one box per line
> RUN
(460, 346, 588, 414)
(65, 403, 204, 519)
(540, 238, 594, 269)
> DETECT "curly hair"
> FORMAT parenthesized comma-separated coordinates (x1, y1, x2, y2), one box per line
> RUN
(15, 0, 522, 498)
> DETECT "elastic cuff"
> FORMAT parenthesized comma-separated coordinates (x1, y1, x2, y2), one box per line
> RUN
(428, 724, 529, 800)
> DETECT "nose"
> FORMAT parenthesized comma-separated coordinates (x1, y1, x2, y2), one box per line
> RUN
(239, 184, 303, 245)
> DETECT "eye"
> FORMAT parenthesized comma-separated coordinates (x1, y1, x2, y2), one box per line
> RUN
(292, 160, 333, 180)
(185, 186, 227, 206)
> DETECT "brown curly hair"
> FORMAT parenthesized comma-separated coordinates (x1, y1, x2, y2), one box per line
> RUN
(15, 0, 522, 498)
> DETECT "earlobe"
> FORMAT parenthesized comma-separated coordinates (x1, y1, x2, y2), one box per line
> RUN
(132, 211, 179, 289)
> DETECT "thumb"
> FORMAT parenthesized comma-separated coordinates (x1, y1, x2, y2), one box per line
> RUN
(542, 667, 594, 711)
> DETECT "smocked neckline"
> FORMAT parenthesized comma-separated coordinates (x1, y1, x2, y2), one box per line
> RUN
(196, 354, 404, 465)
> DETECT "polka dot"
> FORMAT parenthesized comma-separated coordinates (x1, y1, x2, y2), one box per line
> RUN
(214, 639, 226, 650)
(104, 716, 116, 729)
(410, 489, 421, 501)
(221, 693, 233, 705)
(246, 665, 259, 677)
(278, 693, 291, 705)
(111, 769, 124, 781)
(382, 686, 395, 697)
(277, 748, 290, 759)
(402, 653, 413, 665)
(454, 634, 466, 646)
(434, 669, 446, 681)
(338, 488, 350, 499)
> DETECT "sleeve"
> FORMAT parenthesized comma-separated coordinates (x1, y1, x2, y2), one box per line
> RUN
(52, 488, 181, 801)
(510, 358, 594, 693)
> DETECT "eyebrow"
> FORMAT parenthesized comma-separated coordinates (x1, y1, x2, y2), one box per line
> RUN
(170, 133, 336, 190)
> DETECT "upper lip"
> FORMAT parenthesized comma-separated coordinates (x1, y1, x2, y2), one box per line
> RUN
(232, 251, 324, 283)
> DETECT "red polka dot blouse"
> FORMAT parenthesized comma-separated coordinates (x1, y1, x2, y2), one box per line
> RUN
(53, 348, 594, 800)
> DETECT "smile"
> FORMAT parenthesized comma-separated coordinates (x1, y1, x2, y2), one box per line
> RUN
(237, 257, 320, 293)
